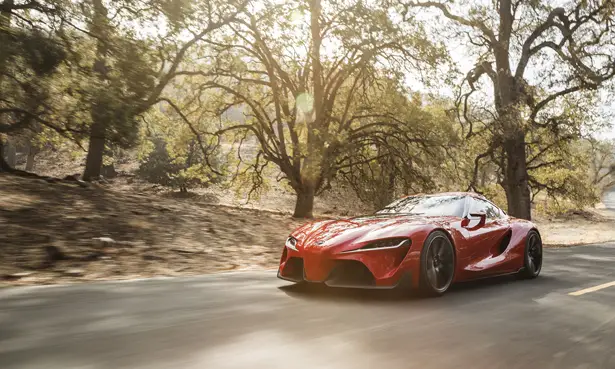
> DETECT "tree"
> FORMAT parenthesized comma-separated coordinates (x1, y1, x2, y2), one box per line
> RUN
(54, 0, 247, 181)
(588, 138, 615, 187)
(401, 0, 615, 219)
(0, 0, 69, 172)
(171, 0, 445, 217)
(337, 94, 458, 209)
(137, 137, 217, 192)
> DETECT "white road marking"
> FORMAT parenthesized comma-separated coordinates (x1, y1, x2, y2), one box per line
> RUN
(569, 281, 615, 296)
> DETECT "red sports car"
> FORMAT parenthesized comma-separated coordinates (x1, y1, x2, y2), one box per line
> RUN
(278, 192, 542, 295)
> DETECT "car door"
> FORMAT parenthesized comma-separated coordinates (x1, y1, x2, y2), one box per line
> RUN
(461, 197, 511, 276)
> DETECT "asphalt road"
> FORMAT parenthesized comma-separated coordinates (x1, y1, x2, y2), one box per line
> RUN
(2, 242, 615, 369)
(2, 189, 614, 369)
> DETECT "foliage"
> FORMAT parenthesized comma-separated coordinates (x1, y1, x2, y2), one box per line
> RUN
(165, 0, 448, 216)
(2, 0, 615, 217)
(0, 1, 69, 138)
(587, 138, 615, 187)
(400, 0, 615, 219)
(137, 136, 220, 192)
(137, 103, 225, 192)
(337, 93, 459, 209)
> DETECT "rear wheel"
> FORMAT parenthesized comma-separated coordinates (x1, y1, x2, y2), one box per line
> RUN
(419, 231, 455, 296)
(519, 229, 542, 279)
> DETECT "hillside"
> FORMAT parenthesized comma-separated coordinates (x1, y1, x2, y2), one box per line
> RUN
(0, 173, 306, 286)
(2, 171, 615, 287)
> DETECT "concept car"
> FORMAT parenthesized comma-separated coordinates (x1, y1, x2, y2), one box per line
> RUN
(277, 192, 542, 295)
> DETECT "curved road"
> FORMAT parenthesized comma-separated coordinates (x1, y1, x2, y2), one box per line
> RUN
(2, 244, 615, 369)
(0, 189, 614, 369)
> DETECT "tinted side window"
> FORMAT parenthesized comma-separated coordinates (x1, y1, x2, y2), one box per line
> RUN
(469, 198, 488, 216)
(470, 199, 501, 219)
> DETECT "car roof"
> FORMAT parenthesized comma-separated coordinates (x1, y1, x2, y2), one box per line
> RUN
(403, 191, 487, 200)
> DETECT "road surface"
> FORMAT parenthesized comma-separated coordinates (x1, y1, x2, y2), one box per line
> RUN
(2, 243, 615, 369)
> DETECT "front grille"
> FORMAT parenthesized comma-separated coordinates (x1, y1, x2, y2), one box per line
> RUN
(326, 260, 375, 287)
(281, 257, 304, 281)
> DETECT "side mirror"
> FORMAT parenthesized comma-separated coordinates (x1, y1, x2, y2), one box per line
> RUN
(463, 211, 486, 228)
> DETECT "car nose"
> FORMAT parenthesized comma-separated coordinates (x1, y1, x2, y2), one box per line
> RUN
(301, 242, 335, 282)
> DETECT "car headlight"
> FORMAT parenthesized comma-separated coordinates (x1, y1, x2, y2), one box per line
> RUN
(285, 236, 298, 251)
(341, 238, 411, 253)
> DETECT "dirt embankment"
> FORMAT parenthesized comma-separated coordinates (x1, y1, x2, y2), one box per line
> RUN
(0, 174, 306, 286)
(2, 173, 615, 287)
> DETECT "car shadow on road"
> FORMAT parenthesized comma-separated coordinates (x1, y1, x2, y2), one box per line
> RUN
(278, 274, 558, 303)
(279, 282, 417, 302)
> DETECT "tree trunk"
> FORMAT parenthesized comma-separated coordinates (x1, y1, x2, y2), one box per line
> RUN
(502, 133, 532, 220)
(101, 147, 116, 178)
(25, 144, 36, 171)
(293, 186, 315, 218)
(5, 138, 16, 167)
(83, 120, 105, 181)
(0, 1, 13, 30)
(101, 162, 116, 178)
(83, 0, 109, 182)
(293, 0, 323, 219)
(0, 3, 15, 173)
(0, 137, 11, 172)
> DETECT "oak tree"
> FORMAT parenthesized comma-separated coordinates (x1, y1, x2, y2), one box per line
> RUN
(171, 0, 445, 217)
(401, 0, 615, 219)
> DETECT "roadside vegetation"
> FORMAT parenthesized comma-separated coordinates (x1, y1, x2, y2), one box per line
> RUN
(2, 0, 615, 285)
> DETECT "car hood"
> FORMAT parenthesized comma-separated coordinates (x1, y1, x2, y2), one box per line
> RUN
(292, 214, 458, 250)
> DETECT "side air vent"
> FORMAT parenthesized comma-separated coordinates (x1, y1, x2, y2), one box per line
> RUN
(498, 230, 512, 255)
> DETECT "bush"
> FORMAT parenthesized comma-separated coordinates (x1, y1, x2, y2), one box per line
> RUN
(137, 137, 219, 192)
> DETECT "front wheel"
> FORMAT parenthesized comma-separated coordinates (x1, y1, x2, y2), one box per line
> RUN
(519, 229, 542, 279)
(419, 231, 456, 296)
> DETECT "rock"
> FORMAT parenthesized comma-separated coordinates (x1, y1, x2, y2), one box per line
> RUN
(44, 245, 66, 262)
(171, 248, 197, 254)
(93, 237, 116, 248)
(142, 254, 165, 261)
(207, 227, 217, 234)
(155, 267, 177, 276)
(82, 251, 104, 261)
(63, 174, 81, 181)
(64, 269, 85, 277)
(116, 240, 141, 247)
(4, 272, 35, 280)
(102, 247, 119, 255)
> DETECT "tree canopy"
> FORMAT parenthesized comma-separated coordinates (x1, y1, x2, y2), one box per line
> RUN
(1, 0, 614, 219)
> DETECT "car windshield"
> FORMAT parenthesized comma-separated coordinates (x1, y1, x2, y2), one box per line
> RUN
(376, 195, 466, 217)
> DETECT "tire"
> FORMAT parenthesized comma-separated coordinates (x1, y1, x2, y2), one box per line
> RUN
(519, 229, 542, 279)
(419, 230, 456, 296)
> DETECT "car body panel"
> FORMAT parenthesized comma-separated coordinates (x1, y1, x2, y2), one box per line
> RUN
(278, 193, 538, 289)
